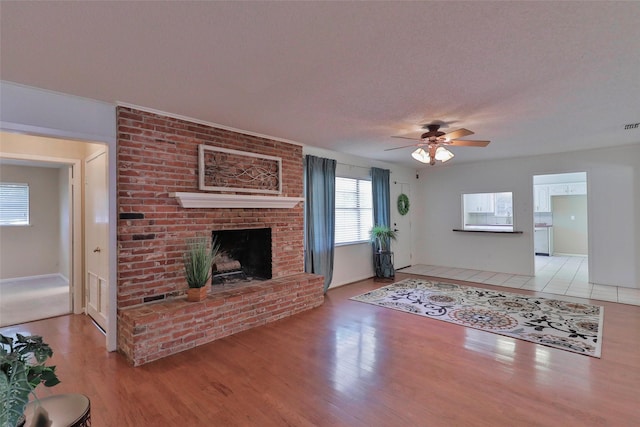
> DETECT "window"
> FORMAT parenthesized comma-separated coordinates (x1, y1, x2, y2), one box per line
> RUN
(494, 192, 513, 217)
(462, 192, 513, 231)
(0, 183, 30, 226)
(335, 177, 372, 245)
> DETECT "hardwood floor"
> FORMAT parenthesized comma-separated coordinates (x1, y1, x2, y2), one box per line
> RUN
(2, 272, 639, 426)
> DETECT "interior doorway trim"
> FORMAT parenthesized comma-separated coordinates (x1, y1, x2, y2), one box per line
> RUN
(0, 126, 117, 352)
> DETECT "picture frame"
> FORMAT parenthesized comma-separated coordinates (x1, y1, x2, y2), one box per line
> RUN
(198, 145, 282, 194)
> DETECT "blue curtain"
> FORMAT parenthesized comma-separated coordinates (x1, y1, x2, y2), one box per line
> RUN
(371, 167, 392, 277)
(304, 155, 336, 293)
(371, 167, 391, 228)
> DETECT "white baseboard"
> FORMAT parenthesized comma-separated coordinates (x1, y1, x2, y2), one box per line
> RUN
(552, 252, 588, 257)
(329, 273, 377, 290)
(0, 273, 69, 285)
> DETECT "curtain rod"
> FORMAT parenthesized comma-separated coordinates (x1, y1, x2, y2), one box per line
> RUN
(337, 162, 392, 172)
(337, 162, 370, 169)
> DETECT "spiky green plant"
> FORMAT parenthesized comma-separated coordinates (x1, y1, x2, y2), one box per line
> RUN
(0, 334, 60, 427)
(369, 225, 397, 252)
(183, 236, 220, 288)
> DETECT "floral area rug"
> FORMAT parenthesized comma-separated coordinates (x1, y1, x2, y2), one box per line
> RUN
(351, 278, 604, 357)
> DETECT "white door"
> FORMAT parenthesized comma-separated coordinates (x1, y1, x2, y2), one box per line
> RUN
(390, 181, 412, 269)
(85, 151, 109, 330)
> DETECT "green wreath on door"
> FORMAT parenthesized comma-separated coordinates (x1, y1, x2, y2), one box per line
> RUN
(397, 193, 410, 215)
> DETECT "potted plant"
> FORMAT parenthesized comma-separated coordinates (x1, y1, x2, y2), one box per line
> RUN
(370, 225, 397, 279)
(370, 225, 397, 253)
(1, 333, 60, 427)
(183, 236, 220, 302)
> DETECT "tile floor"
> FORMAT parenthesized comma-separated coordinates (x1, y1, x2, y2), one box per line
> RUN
(400, 255, 640, 306)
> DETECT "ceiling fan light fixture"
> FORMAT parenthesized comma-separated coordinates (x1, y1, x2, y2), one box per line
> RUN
(435, 146, 454, 162)
(411, 148, 431, 163)
(392, 124, 486, 165)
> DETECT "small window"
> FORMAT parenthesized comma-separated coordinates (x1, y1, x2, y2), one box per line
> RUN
(335, 177, 373, 245)
(494, 192, 513, 217)
(0, 183, 30, 226)
(462, 192, 513, 231)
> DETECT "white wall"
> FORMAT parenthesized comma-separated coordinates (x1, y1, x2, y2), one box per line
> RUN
(552, 195, 588, 255)
(0, 81, 116, 142)
(0, 165, 61, 279)
(413, 144, 640, 289)
(303, 146, 416, 288)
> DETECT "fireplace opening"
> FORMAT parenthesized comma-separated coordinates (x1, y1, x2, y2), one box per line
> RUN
(211, 228, 272, 284)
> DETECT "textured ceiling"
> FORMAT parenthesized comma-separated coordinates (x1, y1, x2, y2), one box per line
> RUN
(1, 1, 639, 167)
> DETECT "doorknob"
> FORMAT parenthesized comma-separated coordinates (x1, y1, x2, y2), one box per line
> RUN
(93, 247, 101, 253)
(393, 229, 399, 232)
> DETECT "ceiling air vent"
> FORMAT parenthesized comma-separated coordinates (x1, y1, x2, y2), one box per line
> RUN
(624, 123, 639, 130)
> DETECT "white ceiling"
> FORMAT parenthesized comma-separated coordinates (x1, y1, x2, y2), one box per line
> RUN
(2, 1, 639, 168)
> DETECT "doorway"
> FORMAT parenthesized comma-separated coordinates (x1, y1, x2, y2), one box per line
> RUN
(0, 133, 107, 330)
(532, 172, 588, 281)
(391, 180, 412, 269)
(0, 155, 80, 327)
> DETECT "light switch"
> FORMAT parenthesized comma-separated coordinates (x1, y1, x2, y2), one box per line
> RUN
(571, 215, 575, 220)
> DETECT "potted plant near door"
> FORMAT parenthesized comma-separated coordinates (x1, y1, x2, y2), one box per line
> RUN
(370, 225, 397, 279)
(0, 333, 60, 427)
(183, 236, 220, 302)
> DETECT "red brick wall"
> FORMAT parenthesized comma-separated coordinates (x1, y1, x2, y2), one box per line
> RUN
(117, 107, 305, 308)
(118, 273, 324, 366)
(116, 107, 323, 365)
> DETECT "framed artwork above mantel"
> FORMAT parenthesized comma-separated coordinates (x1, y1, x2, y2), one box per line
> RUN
(198, 145, 282, 194)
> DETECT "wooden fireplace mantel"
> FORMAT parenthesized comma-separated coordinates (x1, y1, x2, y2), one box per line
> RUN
(170, 192, 304, 209)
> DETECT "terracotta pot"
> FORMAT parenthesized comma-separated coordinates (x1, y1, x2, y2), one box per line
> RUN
(187, 286, 208, 302)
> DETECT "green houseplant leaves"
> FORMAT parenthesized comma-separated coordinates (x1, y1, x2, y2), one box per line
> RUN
(369, 225, 397, 253)
(0, 334, 60, 427)
(183, 236, 220, 288)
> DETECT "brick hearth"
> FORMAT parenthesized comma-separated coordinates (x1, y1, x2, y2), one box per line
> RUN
(116, 107, 323, 365)
(118, 273, 323, 366)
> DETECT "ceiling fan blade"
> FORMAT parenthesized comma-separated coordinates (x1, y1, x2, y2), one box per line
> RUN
(384, 143, 424, 151)
(391, 135, 422, 141)
(445, 128, 474, 140)
(448, 139, 491, 147)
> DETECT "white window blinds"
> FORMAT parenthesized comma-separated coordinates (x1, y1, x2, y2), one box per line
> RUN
(335, 177, 372, 245)
(0, 183, 30, 225)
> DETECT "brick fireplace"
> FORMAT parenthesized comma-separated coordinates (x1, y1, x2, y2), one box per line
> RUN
(116, 107, 324, 365)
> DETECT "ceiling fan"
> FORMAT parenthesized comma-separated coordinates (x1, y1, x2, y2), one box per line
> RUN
(387, 124, 490, 165)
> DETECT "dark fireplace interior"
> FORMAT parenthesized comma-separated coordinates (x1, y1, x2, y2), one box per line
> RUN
(211, 228, 272, 284)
